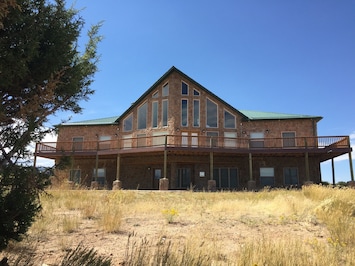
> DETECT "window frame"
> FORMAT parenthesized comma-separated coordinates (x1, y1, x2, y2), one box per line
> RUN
(72, 136, 83, 151)
(93, 168, 106, 186)
(152, 101, 158, 128)
(99, 135, 111, 150)
(181, 99, 188, 127)
(162, 83, 169, 97)
(193, 99, 200, 127)
(206, 98, 218, 128)
(282, 131, 296, 147)
(162, 99, 168, 127)
(137, 102, 148, 130)
(283, 167, 299, 186)
(69, 169, 81, 184)
(224, 109, 236, 129)
(260, 167, 275, 187)
(250, 132, 264, 148)
(123, 113, 133, 132)
(181, 81, 189, 95)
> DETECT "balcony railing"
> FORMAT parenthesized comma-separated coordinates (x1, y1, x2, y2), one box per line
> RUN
(36, 135, 350, 155)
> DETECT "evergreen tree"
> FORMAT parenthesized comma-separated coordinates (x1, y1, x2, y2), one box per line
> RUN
(0, 0, 102, 251)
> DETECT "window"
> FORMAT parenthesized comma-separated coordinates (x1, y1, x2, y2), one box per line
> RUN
(193, 100, 200, 127)
(99, 135, 111, 150)
(137, 102, 147, 129)
(193, 89, 200, 96)
(260, 167, 275, 187)
(154, 169, 162, 179)
(181, 81, 188, 95)
(282, 132, 296, 147)
(152, 101, 158, 128)
(181, 132, 188, 147)
(177, 168, 191, 188)
(152, 91, 159, 98)
(162, 83, 169, 96)
(181, 99, 188, 127)
(122, 134, 132, 149)
(224, 132, 237, 148)
(123, 114, 133, 132)
(284, 167, 299, 186)
(93, 168, 106, 186)
(153, 131, 166, 146)
(72, 137, 83, 151)
(250, 132, 264, 148)
(206, 98, 218, 128)
(162, 100, 168, 127)
(69, 169, 81, 184)
(137, 133, 146, 147)
(224, 110, 236, 129)
(207, 131, 218, 147)
(213, 168, 238, 189)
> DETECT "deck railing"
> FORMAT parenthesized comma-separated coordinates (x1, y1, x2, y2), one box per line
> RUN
(36, 135, 350, 155)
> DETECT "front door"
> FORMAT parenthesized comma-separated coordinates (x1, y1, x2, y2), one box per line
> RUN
(177, 168, 191, 189)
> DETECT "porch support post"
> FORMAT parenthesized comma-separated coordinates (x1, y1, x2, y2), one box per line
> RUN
(209, 151, 213, 180)
(305, 151, 310, 182)
(163, 135, 167, 179)
(349, 151, 354, 181)
(91, 140, 99, 189)
(113, 154, 121, 190)
(331, 158, 335, 185)
(160, 135, 169, 190)
(248, 153, 253, 181)
(247, 153, 256, 191)
(304, 138, 311, 184)
(349, 151, 354, 187)
(207, 151, 216, 191)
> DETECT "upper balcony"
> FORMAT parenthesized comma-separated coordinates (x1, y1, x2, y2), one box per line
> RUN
(35, 135, 351, 162)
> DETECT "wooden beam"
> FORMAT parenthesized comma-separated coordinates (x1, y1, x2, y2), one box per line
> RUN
(249, 153, 253, 181)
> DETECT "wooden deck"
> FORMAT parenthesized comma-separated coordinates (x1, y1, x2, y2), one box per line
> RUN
(35, 135, 351, 162)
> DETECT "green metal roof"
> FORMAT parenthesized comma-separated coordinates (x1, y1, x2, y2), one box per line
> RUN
(61, 116, 119, 126)
(239, 110, 322, 121)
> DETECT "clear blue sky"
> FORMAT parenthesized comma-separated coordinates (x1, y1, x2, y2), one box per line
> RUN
(45, 0, 355, 183)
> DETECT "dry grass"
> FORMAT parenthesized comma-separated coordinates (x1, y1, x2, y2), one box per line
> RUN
(1, 185, 355, 265)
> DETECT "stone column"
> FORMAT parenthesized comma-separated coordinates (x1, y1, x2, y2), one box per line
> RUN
(91, 181, 99, 189)
(207, 179, 216, 192)
(112, 179, 121, 190)
(159, 178, 169, 190)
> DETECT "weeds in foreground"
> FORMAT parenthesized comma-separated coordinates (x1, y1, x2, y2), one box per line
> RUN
(122, 232, 211, 266)
(161, 208, 178, 224)
(2, 185, 355, 265)
(60, 243, 111, 266)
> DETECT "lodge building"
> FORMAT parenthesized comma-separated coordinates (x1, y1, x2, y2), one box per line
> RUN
(35, 67, 353, 190)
